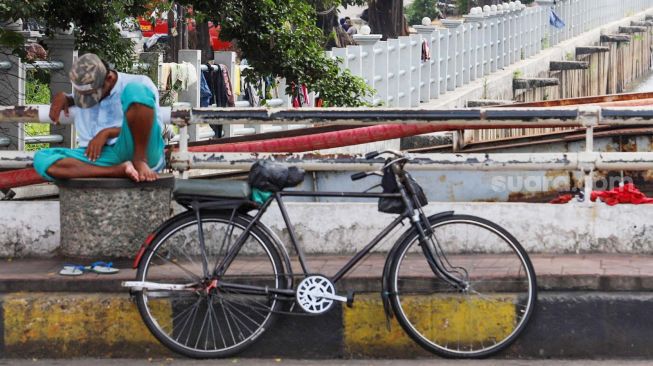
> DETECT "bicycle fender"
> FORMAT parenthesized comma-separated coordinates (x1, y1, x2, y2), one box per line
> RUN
(132, 211, 196, 269)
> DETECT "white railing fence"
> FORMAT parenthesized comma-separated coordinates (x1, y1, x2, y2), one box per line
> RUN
(331, 0, 653, 108)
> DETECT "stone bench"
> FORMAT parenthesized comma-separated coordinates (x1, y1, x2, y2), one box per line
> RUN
(57, 175, 174, 258)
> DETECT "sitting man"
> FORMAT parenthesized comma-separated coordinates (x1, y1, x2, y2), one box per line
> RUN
(34, 53, 165, 182)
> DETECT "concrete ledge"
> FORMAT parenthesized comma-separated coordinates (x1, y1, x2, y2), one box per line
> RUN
(2, 292, 653, 358)
(549, 61, 590, 71)
(6, 201, 653, 256)
(513, 78, 560, 90)
(601, 34, 631, 43)
(58, 176, 174, 258)
(575, 46, 610, 55)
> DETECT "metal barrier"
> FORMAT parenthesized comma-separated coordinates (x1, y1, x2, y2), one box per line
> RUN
(160, 105, 653, 200)
(2, 104, 650, 202)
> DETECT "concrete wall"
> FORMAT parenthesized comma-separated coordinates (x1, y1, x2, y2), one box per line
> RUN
(4, 200, 653, 257)
(0, 202, 59, 257)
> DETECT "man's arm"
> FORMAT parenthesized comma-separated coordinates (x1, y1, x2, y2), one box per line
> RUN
(85, 127, 121, 161)
(49, 92, 74, 124)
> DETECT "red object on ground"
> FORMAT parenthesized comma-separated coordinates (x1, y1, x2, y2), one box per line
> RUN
(590, 183, 653, 205)
(549, 194, 573, 204)
(0, 168, 44, 190)
(189, 124, 450, 153)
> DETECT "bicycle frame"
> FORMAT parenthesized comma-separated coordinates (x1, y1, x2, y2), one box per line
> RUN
(215, 189, 407, 288)
(215, 184, 465, 299)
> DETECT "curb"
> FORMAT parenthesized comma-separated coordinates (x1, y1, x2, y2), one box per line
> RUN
(2, 292, 653, 359)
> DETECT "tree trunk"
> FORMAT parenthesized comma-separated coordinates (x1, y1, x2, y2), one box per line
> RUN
(167, 7, 177, 62)
(196, 21, 212, 62)
(367, 0, 408, 40)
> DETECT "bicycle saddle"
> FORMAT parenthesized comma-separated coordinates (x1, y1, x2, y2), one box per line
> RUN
(173, 179, 251, 199)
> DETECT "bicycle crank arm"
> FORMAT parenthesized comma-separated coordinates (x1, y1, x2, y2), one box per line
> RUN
(122, 281, 197, 291)
(306, 290, 348, 303)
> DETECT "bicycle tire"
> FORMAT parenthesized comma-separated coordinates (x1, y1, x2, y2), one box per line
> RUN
(388, 214, 537, 358)
(134, 211, 286, 358)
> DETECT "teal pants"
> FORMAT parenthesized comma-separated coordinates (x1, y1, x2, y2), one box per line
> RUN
(34, 119, 165, 181)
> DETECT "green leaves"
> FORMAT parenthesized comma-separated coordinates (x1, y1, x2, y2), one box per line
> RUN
(0, 0, 149, 70)
(2, 0, 372, 106)
(180, 0, 372, 106)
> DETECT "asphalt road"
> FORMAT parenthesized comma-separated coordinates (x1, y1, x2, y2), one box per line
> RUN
(0, 360, 651, 366)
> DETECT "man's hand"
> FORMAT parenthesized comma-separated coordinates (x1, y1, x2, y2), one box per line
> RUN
(49, 92, 71, 124)
(85, 131, 108, 162)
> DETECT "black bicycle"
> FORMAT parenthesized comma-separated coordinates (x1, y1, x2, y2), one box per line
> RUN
(123, 150, 537, 359)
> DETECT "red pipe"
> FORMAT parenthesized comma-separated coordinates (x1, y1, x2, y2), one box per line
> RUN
(189, 123, 451, 153)
(0, 123, 453, 189)
(0, 168, 44, 190)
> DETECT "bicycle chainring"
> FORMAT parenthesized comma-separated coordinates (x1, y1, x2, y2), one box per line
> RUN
(296, 275, 336, 314)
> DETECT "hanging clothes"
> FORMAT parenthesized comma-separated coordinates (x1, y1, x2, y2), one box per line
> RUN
(219, 64, 235, 107)
(161, 63, 172, 90)
(244, 81, 260, 107)
(199, 72, 212, 107)
(421, 39, 431, 62)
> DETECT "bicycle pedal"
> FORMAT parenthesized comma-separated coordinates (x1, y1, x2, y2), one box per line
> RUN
(346, 290, 355, 308)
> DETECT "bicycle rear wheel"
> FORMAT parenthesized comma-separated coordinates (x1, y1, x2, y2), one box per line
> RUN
(389, 214, 536, 358)
(134, 211, 286, 358)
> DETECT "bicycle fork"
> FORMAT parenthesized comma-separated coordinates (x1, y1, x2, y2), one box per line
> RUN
(413, 215, 469, 291)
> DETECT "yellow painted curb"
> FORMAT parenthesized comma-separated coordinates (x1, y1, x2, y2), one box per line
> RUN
(343, 293, 516, 357)
(2, 293, 170, 357)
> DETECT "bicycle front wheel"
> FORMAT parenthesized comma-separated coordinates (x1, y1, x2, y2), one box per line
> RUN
(389, 214, 536, 358)
(135, 211, 286, 358)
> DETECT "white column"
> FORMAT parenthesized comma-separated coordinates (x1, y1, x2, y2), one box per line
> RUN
(506, 3, 514, 65)
(438, 28, 448, 95)
(465, 7, 485, 80)
(178, 49, 201, 141)
(397, 36, 412, 107)
(387, 38, 401, 107)
(496, 4, 506, 69)
(346, 45, 363, 78)
(374, 40, 390, 106)
(414, 23, 436, 103)
(442, 19, 462, 91)
(353, 33, 382, 105)
(409, 34, 421, 106)
(461, 23, 470, 84)
(489, 5, 499, 72)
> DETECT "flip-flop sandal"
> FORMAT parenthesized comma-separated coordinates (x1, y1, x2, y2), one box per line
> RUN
(59, 264, 86, 276)
(86, 261, 120, 275)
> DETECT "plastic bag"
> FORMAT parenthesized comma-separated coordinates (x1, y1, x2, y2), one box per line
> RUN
(248, 160, 305, 193)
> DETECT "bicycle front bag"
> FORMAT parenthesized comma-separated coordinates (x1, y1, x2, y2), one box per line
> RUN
(378, 166, 428, 214)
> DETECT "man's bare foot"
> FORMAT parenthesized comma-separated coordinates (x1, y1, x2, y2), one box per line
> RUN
(122, 161, 140, 182)
(132, 160, 158, 182)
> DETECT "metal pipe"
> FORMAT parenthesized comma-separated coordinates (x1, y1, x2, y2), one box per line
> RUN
(25, 134, 64, 144)
(0, 105, 652, 128)
(169, 151, 653, 172)
(0, 61, 11, 70)
(23, 61, 64, 71)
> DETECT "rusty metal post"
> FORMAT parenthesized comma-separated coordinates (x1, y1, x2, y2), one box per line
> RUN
(45, 33, 77, 148)
(0, 22, 26, 151)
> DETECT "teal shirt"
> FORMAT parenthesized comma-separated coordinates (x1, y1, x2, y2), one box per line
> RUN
(33, 81, 166, 181)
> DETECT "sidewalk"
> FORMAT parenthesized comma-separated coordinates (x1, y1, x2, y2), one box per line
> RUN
(2, 254, 653, 359)
(1, 253, 653, 292)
